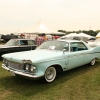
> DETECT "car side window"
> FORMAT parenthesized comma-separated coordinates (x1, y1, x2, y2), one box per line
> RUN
(27, 40, 35, 45)
(78, 42, 88, 51)
(20, 40, 28, 45)
(70, 42, 88, 52)
(70, 43, 78, 52)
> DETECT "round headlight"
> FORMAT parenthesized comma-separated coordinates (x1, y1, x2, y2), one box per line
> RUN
(25, 64, 30, 71)
(3, 58, 8, 66)
(30, 66, 36, 72)
(23, 63, 36, 72)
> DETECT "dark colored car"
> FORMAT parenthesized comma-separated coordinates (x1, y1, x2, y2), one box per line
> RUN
(1, 34, 19, 42)
(0, 38, 36, 58)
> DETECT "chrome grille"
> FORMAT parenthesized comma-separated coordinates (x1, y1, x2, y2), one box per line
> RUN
(8, 61, 23, 70)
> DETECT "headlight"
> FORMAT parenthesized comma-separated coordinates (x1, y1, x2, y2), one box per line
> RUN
(23, 63, 36, 72)
(30, 65, 36, 72)
(3, 58, 8, 66)
(25, 64, 30, 71)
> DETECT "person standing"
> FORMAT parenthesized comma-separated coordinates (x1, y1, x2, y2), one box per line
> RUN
(42, 33, 48, 41)
(35, 33, 45, 47)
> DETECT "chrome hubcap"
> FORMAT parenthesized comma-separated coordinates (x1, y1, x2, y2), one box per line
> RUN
(91, 59, 95, 65)
(46, 68, 55, 80)
(45, 67, 56, 82)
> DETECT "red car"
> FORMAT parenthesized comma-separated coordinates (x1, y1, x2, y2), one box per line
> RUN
(53, 36, 60, 39)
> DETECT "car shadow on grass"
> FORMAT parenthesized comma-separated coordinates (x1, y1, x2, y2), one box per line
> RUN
(0, 60, 100, 97)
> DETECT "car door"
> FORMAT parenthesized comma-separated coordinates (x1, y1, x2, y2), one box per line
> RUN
(67, 42, 86, 70)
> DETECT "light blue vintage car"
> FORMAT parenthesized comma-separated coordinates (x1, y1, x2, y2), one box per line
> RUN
(2, 40, 100, 83)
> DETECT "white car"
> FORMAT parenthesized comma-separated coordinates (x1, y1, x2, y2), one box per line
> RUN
(87, 38, 100, 47)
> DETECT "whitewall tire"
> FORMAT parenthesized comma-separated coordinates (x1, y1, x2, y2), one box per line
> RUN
(90, 58, 96, 66)
(44, 67, 56, 83)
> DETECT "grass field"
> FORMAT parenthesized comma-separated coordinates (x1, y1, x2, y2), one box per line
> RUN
(0, 60, 100, 100)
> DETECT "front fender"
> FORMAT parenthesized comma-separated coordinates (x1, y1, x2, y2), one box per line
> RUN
(34, 57, 68, 75)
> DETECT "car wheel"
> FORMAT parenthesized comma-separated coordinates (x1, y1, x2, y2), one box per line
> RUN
(44, 67, 56, 83)
(90, 58, 96, 66)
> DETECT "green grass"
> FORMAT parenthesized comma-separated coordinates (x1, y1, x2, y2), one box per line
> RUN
(0, 61, 100, 100)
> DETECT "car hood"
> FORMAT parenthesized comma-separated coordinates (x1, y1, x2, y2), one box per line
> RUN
(0, 44, 6, 48)
(0, 44, 11, 48)
(2, 49, 64, 63)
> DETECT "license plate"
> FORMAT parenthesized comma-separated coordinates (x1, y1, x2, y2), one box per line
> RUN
(10, 71, 15, 76)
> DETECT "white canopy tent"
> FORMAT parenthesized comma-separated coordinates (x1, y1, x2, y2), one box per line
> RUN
(20, 20, 53, 34)
(79, 33, 95, 39)
(19, 20, 66, 36)
(60, 33, 94, 42)
(19, 20, 66, 39)
(32, 20, 53, 33)
(60, 33, 80, 40)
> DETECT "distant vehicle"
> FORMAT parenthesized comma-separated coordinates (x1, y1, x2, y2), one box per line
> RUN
(53, 35, 60, 39)
(2, 40, 100, 83)
(0, 38, 36, 58)
(59, 36, 88, 42)
(87, 38, 96, 42)
(87, 38, 100, 47)
(0, 34, 4, 42)
(1, 34, 19, 42)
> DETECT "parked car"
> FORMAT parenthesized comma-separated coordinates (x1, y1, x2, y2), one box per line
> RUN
(0, 38, 36, 58)
(0, 34, 4, 42)
(53, 35, 60, 39)
(1, 34, 19, 42)
(87, 38, 100, 47)
(88, 38, 96, 42)
(2, 40, 100, 83)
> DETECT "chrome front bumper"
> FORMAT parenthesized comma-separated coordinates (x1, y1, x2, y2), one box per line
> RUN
(2, 64, 42, 79)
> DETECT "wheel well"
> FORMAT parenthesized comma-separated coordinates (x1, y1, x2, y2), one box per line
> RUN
(50, 64, 63, 72)
(95, 57, 99, 60)
(92, 57, 99, 61)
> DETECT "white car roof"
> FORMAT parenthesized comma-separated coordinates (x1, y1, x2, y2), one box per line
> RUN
(58, 39, 83, 43)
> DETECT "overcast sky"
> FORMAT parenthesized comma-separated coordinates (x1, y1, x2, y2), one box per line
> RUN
(0, 0, 100, 34)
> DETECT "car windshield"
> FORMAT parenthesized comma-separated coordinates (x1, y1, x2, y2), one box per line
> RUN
(37, 40, 69, 51)
(5, 39, 17, 46)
